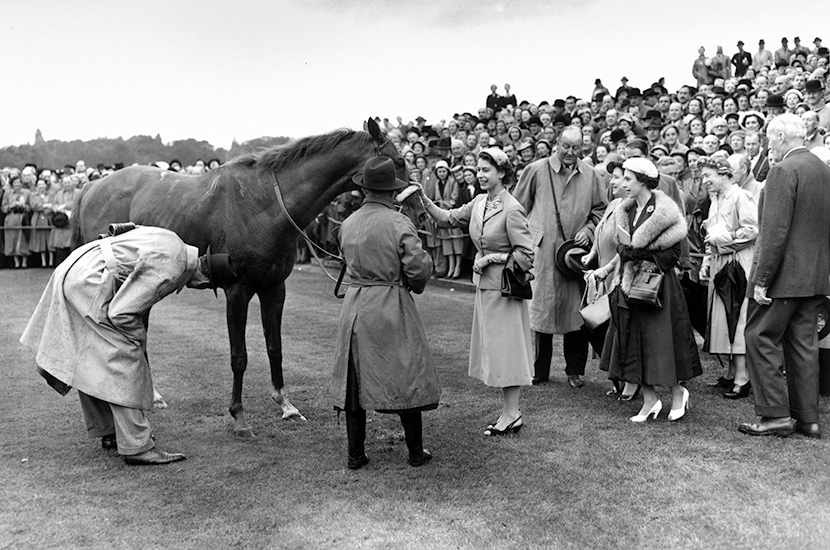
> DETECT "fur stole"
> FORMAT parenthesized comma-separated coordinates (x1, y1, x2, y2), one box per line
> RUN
(614, 190, 687, 296)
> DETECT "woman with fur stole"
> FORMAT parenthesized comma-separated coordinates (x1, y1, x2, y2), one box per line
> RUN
(596, 158, 702, 423)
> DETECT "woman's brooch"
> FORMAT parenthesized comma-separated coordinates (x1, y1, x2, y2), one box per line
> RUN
(646, 205, 655, 214)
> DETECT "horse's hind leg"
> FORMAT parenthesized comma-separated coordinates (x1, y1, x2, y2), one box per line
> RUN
(226, 284, 256, 436)
(259, 283, 306, 420)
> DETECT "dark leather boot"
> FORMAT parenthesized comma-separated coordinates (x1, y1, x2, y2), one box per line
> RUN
(346, 410, 369, 469)
(400, 412, 432, 467)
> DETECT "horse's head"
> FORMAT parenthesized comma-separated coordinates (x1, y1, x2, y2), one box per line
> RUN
(395, 184, 427, 228)
(365, 118, 409, 184)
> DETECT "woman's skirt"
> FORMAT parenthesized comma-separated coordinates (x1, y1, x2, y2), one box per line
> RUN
(4, 213, 29, 256)
(28, 212, 51, 253)
(441, 227, 465, 255)
(469, 289, 533, 387)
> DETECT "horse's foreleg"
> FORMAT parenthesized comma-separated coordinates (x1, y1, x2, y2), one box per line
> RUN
(259, 283, 306, 421)
(226, 284, 256, 436)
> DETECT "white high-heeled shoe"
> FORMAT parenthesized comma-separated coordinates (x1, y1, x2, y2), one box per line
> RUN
(668, 387, 690, 422)
(630, 400, 662, 423)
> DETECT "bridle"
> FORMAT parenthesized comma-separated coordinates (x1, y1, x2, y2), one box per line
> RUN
(270, 134, 397, 296)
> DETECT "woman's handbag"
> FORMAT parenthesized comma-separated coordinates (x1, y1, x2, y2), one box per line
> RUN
(501, 254, 533, 300)
(580, 280, 611, 330)
(627, 264, 664, 308)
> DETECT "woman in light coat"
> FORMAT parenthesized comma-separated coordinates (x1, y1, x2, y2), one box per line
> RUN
(698, 156, 758, 399)
(423, 148, 534, 436)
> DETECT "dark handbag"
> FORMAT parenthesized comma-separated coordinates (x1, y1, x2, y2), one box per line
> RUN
(627, 265, 664, 308)
(501, 254, 533, 300)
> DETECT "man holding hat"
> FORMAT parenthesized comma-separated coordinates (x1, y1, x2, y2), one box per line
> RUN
(513, 126, 607, 387)
(21, 225, 235, 465)
(331, 157, 438, 469)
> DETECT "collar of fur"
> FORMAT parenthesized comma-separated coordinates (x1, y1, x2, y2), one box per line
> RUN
(614, 190, 686, 250)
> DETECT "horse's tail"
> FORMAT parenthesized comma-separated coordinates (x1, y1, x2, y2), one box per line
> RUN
(70, 182, 92, 249)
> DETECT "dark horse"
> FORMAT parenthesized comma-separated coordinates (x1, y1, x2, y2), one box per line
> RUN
(71, 118, 411, 435)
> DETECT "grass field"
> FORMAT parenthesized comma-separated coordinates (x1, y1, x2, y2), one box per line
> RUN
(2, 265, 830, 550)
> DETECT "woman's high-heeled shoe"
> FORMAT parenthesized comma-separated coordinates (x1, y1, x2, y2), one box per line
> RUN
(630, 400, 662, 423)
(484, 415, 523, 436)
(724, 381, 751, 400)
(668, 387, 690, 421)
(618, 385, 641, 401)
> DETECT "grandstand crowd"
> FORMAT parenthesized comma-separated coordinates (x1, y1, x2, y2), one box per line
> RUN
(4, 36, 830, 275)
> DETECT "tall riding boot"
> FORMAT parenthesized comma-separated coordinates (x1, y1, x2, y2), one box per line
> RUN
(345, 410, 369, 470)
(400, 412, 432, 467)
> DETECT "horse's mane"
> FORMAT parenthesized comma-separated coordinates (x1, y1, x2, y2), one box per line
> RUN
(229, 128, 372, 172)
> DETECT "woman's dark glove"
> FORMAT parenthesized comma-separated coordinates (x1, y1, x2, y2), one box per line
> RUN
(617, 244, 634, 261)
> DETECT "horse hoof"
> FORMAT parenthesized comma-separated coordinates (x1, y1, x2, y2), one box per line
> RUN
(282, 409, 307, 421)
(233, 427, 256, 438)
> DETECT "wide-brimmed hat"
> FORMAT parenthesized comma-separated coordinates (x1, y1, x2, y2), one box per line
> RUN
(351, 157, 409, 191)
(555, 239, 591, 280)
(200, 245, 237, 297)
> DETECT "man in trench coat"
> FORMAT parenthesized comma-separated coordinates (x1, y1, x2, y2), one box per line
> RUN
(330, 157, 439, 469)
(21, 225, 234, 464)
(739, 114, 830, 439)
(512, 127, 607, 387)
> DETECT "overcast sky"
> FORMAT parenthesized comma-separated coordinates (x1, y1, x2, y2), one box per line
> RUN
(2, 0, 827, 149)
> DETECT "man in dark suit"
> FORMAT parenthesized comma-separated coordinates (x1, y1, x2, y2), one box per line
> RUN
(745, 131, 770, 182)
(739, 114, 830, 439)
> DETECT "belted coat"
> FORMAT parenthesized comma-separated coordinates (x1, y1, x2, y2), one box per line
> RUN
(330, 197, 440, 411)
(21, 226, 199, 410)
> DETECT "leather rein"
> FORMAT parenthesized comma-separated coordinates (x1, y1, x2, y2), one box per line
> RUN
(269, 135, 392, 297)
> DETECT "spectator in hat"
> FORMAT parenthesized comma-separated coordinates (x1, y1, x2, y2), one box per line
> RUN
(792, 37, 810, 59)
(766, 94, 786, 117)
(513, 126, 607, 388)
(21, 225, 232, 465)
(775, 37, 793, 66)
(330, 158, 437, 468)
(732, 41, 753, 78)
(423, 159, 453, 277)
(785, 89, 804, 113)
(644, 120, 664, 151)
(805, 79, 830, 130)
(598, 158, 701, 423)
(754, 39, 773, 71)
(711, 46, 731, 80)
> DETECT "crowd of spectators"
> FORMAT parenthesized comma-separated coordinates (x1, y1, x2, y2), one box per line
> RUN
(371, 36, 830, 279)
(5, 36, 830, 275)
(0, 159, 222, 269)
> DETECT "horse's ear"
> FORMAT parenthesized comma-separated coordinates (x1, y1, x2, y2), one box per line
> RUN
(367, 118, 381, 139)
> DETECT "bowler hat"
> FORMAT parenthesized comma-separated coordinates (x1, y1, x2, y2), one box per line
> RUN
(555, 240, 590, 280)
(644, 109, 662, 121)
(428, 137, 452, 150)
(352, 157, 409, 191)
(610, 128, 627, 143)
(805, 79, 825, 92)
(766, 94, 786, 108)
(201, 245, 237, 298)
